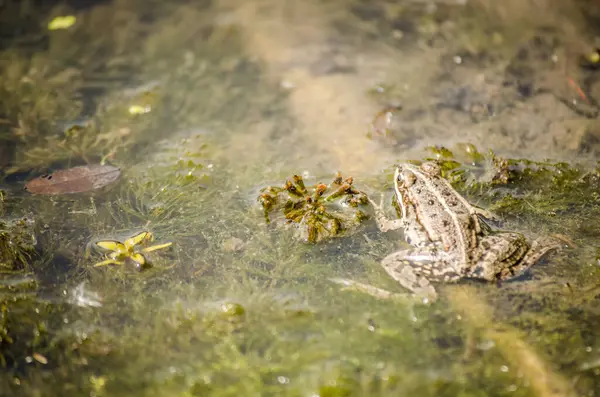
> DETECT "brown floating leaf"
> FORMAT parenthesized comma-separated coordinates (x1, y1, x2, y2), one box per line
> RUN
(25, 164, 121, 195)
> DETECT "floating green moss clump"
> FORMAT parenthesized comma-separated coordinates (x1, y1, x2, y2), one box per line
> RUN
(258, 173, 369, 243)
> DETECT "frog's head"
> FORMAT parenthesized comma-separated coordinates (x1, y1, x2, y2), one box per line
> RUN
(394, 162, 441, 191)
(394, 161, 442, 192)
(393, 163, 417, 218)
(394, 164, 416, 194)
(393, 161, 442, 216)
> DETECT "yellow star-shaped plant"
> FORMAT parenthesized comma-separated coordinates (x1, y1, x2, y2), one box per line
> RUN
(93, 231, 172, 269)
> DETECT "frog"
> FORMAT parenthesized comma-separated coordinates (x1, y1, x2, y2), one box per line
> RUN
(369, 161, 567, 302)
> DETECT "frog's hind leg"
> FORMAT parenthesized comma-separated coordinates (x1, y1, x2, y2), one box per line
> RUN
(519, 236, 567, 269)
(381, 247, 460, 301)
(468, 233, 566, 282)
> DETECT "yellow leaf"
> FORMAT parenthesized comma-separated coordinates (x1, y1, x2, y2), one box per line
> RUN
(128, 105, 151, 115)
(48, 15, 76, 30)
(90, 375, 107, 392)
(125, 231, 151, 249)
(32, 353, 48, 364)
(96, 240, 125, 252)
(131, 253, 146, 266)
(93, 258, 123, 267)
(142, 242, 172, 253)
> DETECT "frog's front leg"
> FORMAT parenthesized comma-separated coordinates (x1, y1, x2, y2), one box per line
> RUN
(381, 246, 461, 301)
(368, 194, 403, 232)
(369, 194, 431, 246)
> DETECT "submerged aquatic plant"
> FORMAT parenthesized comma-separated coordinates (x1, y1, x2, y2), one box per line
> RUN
(93, 231, 172, 270)
(0, 59, 163, 175)
(258, 173, 370, 243)
(13, 84, 163, 173)
(0, 217, 36, 274)
(100, 135, 213, 241)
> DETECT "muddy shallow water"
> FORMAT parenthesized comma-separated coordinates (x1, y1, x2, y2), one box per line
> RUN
(1, 0, 600, 396)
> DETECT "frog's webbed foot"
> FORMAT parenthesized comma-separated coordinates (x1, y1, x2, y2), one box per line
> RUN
(520, 234, 572, 267)
(470, 233, 572, 282)
(381, 247, 460, 302)
(368, 193, 403, 232)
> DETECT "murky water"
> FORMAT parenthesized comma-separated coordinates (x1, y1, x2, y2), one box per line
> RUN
(1, 0, 600, 396)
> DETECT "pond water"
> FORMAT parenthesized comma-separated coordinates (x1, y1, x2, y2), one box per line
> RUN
(1, 0, 600, 396)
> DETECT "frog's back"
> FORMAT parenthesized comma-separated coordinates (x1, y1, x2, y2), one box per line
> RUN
(408, 167, 477, 260)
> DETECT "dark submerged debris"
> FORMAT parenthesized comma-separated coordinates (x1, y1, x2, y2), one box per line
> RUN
(24, 164, 120, 195)
(258, 173, 369, 243)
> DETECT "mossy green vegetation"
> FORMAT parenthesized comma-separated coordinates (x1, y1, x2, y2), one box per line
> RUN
(1, 1, 600, 397)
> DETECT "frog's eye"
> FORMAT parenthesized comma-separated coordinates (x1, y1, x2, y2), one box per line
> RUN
(399, 170, 416, 187)
(421, 162, 441, 177)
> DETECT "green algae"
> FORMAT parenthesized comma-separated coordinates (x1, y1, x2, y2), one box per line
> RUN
(0, 191, 37, 279)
